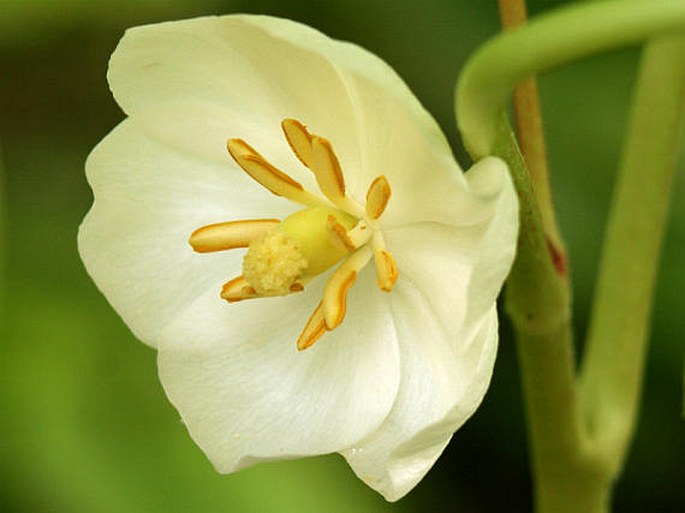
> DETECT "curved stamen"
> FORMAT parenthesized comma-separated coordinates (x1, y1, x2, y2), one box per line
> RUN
(365, 175, 391, 220)
(310, 137, 365, 217)
(326, 214, 357, 252)
(322, 246, 373, 329)
(297, 301, 326, 351)
(189, 219, 280, 253)
(374, 249, 398, 292)
(310, 136, 345, 201)
(221, 276, 258, 303)
(282, 118, 314, 169)
(194, 119, 399, 349)
(369, 231, 398, 292)
(227, 139, 326, 207)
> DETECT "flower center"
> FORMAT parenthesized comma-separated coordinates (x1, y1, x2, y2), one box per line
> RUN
(242, 206, 358, 295)
(189, 119, 398, 350)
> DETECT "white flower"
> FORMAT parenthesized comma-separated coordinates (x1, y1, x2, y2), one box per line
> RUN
(78, 14, 518, 501)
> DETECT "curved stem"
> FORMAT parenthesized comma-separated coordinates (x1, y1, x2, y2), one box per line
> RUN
(579, 35, 685, 473)
(495, 121, 587, 513)
(455, 2, 685, 512)
(497, 0, 566, 271)
(457, 0, 685, 158)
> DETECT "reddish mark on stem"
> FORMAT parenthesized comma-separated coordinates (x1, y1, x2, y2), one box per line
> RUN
(546, 237, 568, 277)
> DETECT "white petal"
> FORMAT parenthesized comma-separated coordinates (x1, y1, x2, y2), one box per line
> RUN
(78, 120, 297, 347)
(460, 156, 519, 329)
(83, 14, 520, 499)
(107, 15, 477, 226)
(156, 270, 401, 470)
(382, 156, 517, 338)
(342, 305, 498, 502)
(341, 157, 517, 500)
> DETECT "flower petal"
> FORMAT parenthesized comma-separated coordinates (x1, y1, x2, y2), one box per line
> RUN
(84, 14, 520, 500)
(342, 306, 498, 501)
(341, 157, 517, 500)
(459, 156, 519, 330)
(78, 120, 297, 347)
(382, 156, 517, 338)
(106, 15, 484, 226)
(156, 271, 401, 469)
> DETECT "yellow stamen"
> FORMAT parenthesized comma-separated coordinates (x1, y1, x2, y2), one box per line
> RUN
(221, 276, 258, 303)
(192, 119, 400, 350)
(310, 136, 347, 203)
(297, 301, 326, 351)
(365, 175, 391, 220)
(322, 247, 372, 329)
(347, 220, 372, 248)
(326, 214, 357, 252)
(227, 138, 325, 207)
(374, 249, 398, 292)
(189, 219, 280, 253)
(282, 119, 314, 169)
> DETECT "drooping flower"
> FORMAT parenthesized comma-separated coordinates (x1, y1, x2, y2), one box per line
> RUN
(78, 15, 518, 501)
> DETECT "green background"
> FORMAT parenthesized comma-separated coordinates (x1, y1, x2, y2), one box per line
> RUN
(1, 1, 683, 511)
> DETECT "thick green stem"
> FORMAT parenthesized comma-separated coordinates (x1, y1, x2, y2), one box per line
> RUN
(517, 327, 609, 513)
(455, 2, 685, 512)
(494, 123, 588, 513)
(457, 0, 685, 158)
(578, 36, 685, 473)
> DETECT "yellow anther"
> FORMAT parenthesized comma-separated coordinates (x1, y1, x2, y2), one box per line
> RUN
(365, 175, 391, 220)
(189, 219, 280, 253)
(282, 118, 314, 169)
(193, 119, 399, 350)
(322, 246, 372, 329)
(311, 136, 346, 203)
(221, 276, 258, 303)
(374, 249, 398, 292)
(297, 301, 326, 351)
(227, 138, 325, 207)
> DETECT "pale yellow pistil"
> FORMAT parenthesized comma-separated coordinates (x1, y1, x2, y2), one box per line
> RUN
(189, 119, 398, 350)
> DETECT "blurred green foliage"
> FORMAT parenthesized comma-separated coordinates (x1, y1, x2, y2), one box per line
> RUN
(0, 1, 682, 512)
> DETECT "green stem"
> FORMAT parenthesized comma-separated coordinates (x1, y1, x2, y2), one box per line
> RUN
(457, 0, 685, 159)
(494, 122, 589, 513)
(578, 35, 685, 473)
(455, 2, 685, 512)
(498, 0, 566, 261)
(516, 325, 609, 513)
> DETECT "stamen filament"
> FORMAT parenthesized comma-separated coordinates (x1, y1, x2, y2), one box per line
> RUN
(189, 219, 280, 253)
(347, 220, 372, 248)
(326, 214, 357, 252)
(227, 139, 326, 207)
